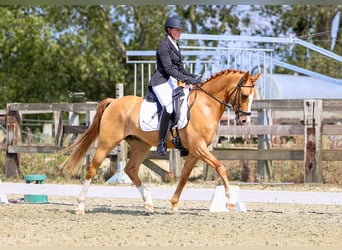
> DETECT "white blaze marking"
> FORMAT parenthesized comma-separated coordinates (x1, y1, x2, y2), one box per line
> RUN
(246, 93, 254, 123)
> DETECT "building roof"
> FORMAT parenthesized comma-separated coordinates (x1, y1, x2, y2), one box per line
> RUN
(259, 74, 342, 99)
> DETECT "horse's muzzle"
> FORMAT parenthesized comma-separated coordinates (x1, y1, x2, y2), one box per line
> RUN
(235, 109, 252, 125)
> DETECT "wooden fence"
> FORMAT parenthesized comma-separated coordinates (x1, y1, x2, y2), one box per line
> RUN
(1, 98, 342, 183)
(216, 99, 342, 183)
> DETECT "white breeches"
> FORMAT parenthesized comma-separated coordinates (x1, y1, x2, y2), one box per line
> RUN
(152, 77, 178, 114)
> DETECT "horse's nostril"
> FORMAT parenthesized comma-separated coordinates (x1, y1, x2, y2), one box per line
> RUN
(236, 120, 246, 125)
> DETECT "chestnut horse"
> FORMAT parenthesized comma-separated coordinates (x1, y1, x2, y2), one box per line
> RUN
(60, 69, 261, 214)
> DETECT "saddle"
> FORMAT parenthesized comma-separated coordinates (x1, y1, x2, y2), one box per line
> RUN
(145, 86, 190, 155)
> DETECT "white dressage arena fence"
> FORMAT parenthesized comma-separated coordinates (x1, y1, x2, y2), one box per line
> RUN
(1, 183, 342, 212)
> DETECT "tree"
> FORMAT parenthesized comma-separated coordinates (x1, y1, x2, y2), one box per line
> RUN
(1, 5, 340, 109)
(42, 6, 129, 101)
(0, 6, 63, 105)
(253, 5, 342, 78)
(0, 6, 130, 107)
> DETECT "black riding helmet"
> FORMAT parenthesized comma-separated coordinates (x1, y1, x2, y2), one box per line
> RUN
(164, 16, 185, 33)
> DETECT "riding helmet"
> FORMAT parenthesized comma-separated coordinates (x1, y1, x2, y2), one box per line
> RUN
(164, 16, 185, 32)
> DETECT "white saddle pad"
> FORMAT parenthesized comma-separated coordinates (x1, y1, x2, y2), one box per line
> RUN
(139, 90, 190, 132)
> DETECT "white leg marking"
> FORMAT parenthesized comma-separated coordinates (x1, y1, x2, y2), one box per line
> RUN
(76, 179, 92, 214)
(246, 93, 254, 124)
(225, 192, 231, 202)
(138, 184, 154, 212)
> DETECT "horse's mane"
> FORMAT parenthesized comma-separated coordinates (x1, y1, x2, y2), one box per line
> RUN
(202, 69, 246, 85)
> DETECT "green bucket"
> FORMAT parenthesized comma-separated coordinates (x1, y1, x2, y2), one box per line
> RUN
(24, 175, 48, 204)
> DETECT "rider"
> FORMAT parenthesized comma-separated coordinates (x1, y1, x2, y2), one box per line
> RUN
(148, 16, 200, 156)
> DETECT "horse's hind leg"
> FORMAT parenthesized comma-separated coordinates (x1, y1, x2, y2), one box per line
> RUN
(76, 140, 119, 214)
(124, 138, 153, 212)
(75, 152, 109, 214)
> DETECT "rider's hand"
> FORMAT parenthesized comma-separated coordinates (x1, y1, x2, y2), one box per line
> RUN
(186, 77, 201, 86)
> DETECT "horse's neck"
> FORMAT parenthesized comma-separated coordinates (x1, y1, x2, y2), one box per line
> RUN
(201, 76, 235, 105)
(192, 86, 226, 122)
(197, 74, 240, 120)
(204, 75, 236, 97)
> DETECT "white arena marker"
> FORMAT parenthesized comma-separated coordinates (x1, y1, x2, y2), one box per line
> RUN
(0, 194, 8, 204)
(0, 179, 8, 204)
(106, 162, 132, 184)
(235, 201, 247, 213)
(209, 185, 247, 213)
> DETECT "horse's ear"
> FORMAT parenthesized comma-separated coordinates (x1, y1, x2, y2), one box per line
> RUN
(252, 72, 262, 81)
(243, 71, 250, 81)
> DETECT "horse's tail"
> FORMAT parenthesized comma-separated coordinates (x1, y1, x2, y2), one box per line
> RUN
(59, 98, 114, 176)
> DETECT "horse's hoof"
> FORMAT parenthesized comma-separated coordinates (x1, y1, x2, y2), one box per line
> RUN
(226, 202, 236, 211)
(144, 204, 154, 213)
(75, 209, 85, 215)
(171, 206, 179, 215)
(171, 210, 180, 215)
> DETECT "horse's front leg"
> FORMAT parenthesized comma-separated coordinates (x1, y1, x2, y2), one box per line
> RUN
(216, 163, 236, 210)
(171, 156, 199, 213)
(195, 146, 236, 211)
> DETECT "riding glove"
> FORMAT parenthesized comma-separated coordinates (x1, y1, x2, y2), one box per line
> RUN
(186, 77, 201, 86)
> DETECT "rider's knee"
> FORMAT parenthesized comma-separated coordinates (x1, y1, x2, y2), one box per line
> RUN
(165, 105, 173, 114)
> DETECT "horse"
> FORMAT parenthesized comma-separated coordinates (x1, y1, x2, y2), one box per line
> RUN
(59, 69, 262, 214)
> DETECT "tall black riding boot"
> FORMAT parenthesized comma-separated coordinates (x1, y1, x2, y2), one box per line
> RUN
(157, 108, 171, 156)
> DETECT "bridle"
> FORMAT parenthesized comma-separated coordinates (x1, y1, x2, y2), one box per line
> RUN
(192, 76, 255, 120)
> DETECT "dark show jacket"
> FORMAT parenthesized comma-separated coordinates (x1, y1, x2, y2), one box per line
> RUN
(148, 35, 194, 87)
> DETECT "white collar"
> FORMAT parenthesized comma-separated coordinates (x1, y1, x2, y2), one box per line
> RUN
(168, 35, 179, 51)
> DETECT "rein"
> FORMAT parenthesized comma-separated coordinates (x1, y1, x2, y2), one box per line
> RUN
(192, 76, 254, 117)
